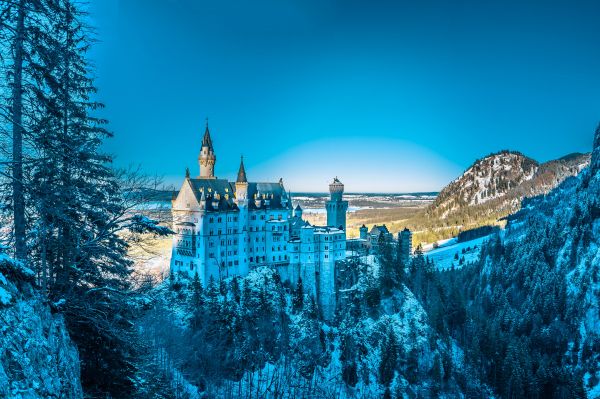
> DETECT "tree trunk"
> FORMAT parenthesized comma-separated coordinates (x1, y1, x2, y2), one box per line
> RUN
(12, 0, 26, 262)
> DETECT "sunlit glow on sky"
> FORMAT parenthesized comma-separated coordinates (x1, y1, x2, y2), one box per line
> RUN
(89, 0, 600, 192)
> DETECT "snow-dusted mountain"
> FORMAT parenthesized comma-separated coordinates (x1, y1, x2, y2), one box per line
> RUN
(427, 150, 590, 222)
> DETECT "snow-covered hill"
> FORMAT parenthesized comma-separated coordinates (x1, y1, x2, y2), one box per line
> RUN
(428, 150, 589, 222)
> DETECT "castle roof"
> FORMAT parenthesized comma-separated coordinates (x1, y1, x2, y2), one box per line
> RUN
(369, 224, 390, 235)
(202, 122, 213, 149)
(184, 178, 289, 212)
(236, 156, 247, 183)
(295, 204, 302, 211)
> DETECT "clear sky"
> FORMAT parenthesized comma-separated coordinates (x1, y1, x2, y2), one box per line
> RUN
(88, 0, 600, 192)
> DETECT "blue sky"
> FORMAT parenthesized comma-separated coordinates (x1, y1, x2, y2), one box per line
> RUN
(89, 0, 600, 192)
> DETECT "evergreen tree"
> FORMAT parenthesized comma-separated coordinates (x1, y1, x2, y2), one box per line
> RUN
(188, 272, 205, 330)
(378, 322, 398, 389)
(17, 1, 171, 395)
(292, 276, 304, 313)
(378, 233, 398, 295)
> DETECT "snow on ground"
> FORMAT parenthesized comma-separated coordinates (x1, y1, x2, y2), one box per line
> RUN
(424, 235, 490, 270)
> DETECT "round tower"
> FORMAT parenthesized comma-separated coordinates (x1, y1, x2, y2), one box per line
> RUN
(326, 177, 349, 230)
(329, 177, 344, 201)
(198, 120, 216, 178)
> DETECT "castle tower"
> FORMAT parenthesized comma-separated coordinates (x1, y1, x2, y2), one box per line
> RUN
(398, 228, 413, 267)
(198, 120, 216, 178)
(235, 156, 249, 276)
(235, 155, 248, 199)
(326, 177, 349, 230)
(359, 224, 368, 239)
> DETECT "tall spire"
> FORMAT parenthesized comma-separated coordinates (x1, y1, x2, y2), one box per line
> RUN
(236, 155, 247, 183)
(202, 118, 213, 149)
(198, 118, 216, 178)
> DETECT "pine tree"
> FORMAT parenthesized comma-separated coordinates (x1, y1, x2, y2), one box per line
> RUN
(292, 276, 304, 313)
(188, 272, 205, 330)
(21, 1, 170, 395)
(378, 322, 398, 389)
(378, 233, 398, 295)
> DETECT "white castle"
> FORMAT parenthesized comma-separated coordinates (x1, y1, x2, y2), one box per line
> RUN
(170, 123, 348, 318)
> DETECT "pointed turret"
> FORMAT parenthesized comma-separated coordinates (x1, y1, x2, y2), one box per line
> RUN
(236, 155, 247, 183)
(294, 203, 303, 218)
(202, 123, 213, 149)
(235, 155, 249, 203)
(198, 119, 216, 178)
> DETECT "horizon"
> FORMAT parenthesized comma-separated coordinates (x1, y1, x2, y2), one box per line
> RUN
(89, 0, 600, 191)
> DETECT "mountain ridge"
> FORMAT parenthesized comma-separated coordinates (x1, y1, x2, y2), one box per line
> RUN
(426, 149, 590, 225)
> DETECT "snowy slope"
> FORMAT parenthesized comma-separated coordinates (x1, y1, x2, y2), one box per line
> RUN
(424, 235, 489, 270)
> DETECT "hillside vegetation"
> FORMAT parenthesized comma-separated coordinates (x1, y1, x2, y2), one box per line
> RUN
(406, 150, 589, 245)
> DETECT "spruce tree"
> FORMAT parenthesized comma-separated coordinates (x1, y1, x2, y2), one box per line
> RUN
(292, 276, 304, 313)
(22, 1, 170, 395)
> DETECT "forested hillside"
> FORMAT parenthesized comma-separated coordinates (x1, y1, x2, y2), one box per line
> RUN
(407, 150, 589, 244)
(0, 1, 172, 397)
(417, 128, 600, 397)
(145, 255, 491, 398)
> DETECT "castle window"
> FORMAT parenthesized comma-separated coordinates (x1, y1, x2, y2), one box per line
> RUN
(209, 217, 214, 223)
(218, 217, 222, 223)
(228, 261, 232, 266)
(250, 257, 254, 262)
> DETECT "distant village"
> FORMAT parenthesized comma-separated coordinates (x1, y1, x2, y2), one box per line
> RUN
(170, 123, 413, 319)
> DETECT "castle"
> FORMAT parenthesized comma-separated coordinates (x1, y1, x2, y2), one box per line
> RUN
(170, 123, 347, 318)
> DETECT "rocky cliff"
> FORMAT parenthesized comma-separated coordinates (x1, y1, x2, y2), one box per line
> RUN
(0, 255, 82, 399)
